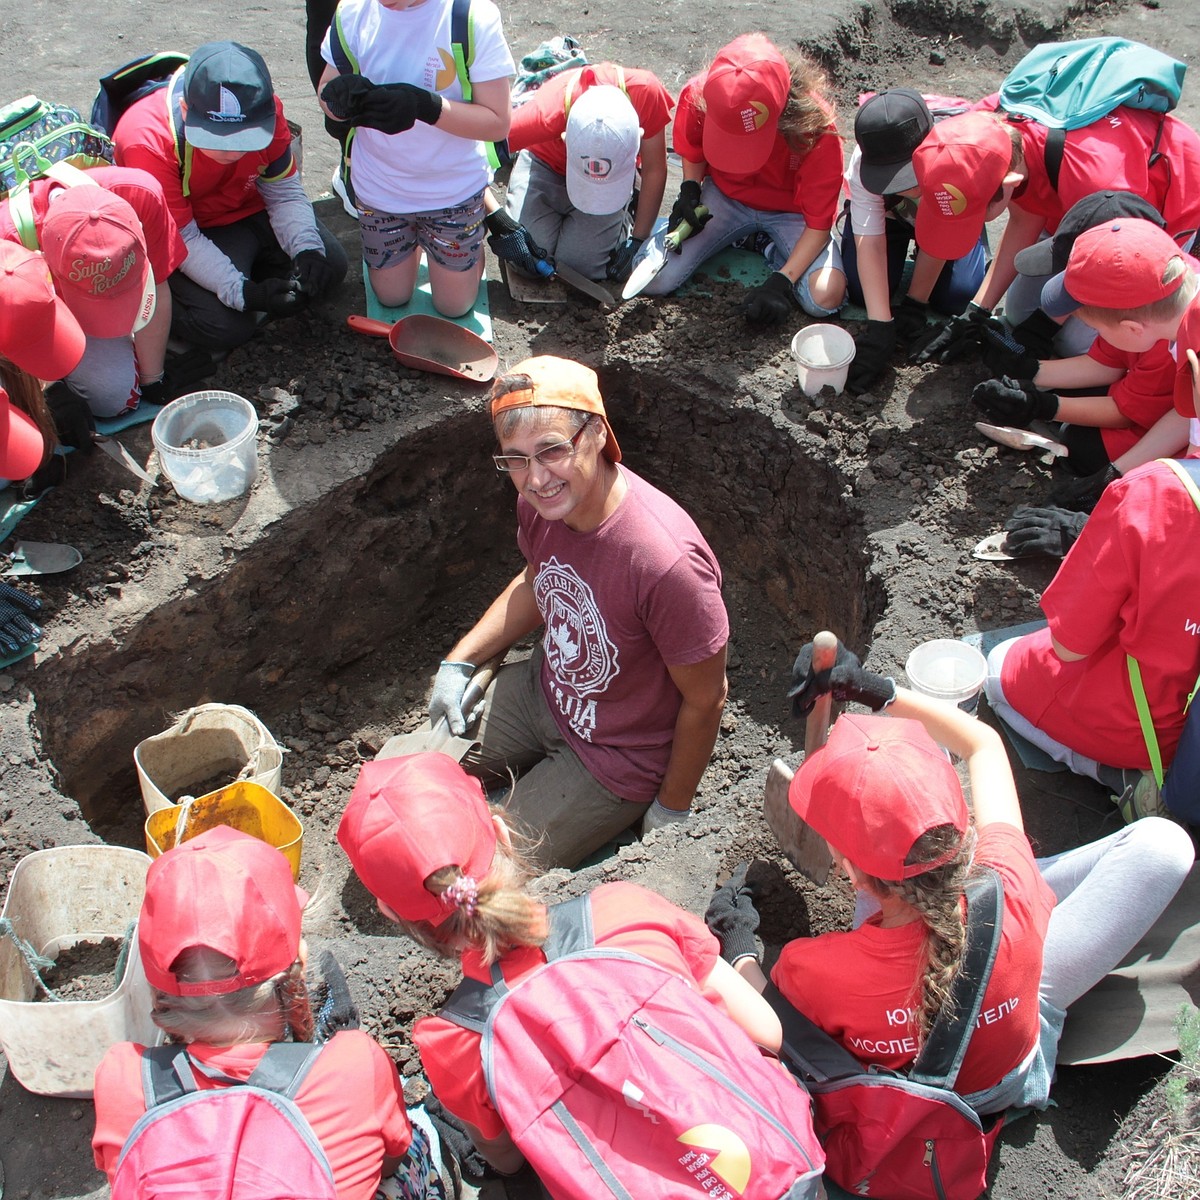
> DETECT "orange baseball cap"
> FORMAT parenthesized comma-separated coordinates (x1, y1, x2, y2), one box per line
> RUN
(700, 34, 790, 174)
(490, 355, 621, 462)
(913, 112, 1012, 261)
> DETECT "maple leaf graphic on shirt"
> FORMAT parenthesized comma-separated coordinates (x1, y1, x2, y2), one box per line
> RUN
(549, 620, 580, 663)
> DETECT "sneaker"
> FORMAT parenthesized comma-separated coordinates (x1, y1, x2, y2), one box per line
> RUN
(1112, 770, 1172, 823)
(330, 166, 358, 219)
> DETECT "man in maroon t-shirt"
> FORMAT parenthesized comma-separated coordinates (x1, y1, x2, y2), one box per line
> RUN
(386, 356, 729, 869)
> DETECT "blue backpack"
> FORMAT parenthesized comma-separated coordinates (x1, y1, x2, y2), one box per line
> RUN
(998, 37, 1187, 191)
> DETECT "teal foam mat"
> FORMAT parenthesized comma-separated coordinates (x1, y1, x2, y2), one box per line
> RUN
(362, 259, 492, 342)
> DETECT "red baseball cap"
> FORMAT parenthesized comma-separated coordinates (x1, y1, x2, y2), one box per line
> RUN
(0, 241, 86, 381)
(913, 112, 1011, 261)
(138, 824, 307, 997)
(0, 387, 46, 481)
(40, 185, 156, 339)
(788, 714, 968, 882)
(700, 34, 790, 174)
(1040, 218, 1188, 318)
(338, 753, 498, 926)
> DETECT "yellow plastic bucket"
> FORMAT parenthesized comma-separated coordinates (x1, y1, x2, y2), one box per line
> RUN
(144, 782, 303, 881)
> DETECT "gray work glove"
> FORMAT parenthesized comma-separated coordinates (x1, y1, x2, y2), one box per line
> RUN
(429, 659, 476, 736)
(642, 797, 689, 833)
(704, 863, 761, 965)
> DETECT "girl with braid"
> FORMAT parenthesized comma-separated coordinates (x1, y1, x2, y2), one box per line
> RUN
(707, 638, 1193, 1114)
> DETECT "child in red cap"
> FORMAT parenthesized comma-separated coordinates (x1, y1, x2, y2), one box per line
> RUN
(338, 751, 788, 1177)
(707, 640, 1192, 1115)
(910, 90, 1200, 364)
(642, 33, 846, 324)
(92, 825, 454, 1200)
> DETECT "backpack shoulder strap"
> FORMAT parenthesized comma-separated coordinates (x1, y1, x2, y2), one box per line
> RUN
(540, 893, 595, 959)
(762, 981, 868, 1084)
(909, 867, 1004, 1089)
(1044, 125, 1066, 193)
(140, 1046, 202, 1108)
(164, 68, 193, 198)
(246, 1041, 326, 1098)
(450, 0, 473, 102)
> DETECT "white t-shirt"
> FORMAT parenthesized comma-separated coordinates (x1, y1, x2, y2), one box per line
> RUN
(323, 0, 514, 212)
(844, 144, 887, 237)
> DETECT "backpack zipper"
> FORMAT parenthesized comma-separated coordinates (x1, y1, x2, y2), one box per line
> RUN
(924, 1140, 948, 1200)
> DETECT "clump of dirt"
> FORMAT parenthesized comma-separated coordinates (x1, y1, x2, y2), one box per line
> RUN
(38, 936, 126, 1002)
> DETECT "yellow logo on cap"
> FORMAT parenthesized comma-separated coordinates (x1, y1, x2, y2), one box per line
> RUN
(678, 1125, 751, 1193)
(934, 182, 969, 217)
(435, 48, 457, 92)
(737, 100, 772, 134)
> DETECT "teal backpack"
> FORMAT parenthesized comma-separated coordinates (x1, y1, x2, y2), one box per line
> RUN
(999, 38, 1187, 191)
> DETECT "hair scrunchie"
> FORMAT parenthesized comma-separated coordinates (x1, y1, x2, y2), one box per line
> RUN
(442, 875, 479, 918)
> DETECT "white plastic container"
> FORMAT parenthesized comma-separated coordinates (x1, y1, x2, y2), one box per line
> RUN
(905, 640, 988, 711)
(134, 702, 284, 816)
(152, 391, 259, 504)
(791, 324, 856, 396)
(0, 845, 159, 1097)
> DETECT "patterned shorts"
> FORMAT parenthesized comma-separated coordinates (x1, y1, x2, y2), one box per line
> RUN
(359, 190, 486, 273)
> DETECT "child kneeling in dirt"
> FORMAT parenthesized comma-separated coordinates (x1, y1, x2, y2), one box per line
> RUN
(708, 640, 1193, 1114)
(318, 0, 514, 318)
(338, 752, 802, 1183)
(92, 826, 456, 1199)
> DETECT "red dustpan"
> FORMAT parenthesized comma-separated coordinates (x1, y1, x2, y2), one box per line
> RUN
(347, 314, 498, 384)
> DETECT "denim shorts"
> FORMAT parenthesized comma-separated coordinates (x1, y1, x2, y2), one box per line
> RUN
(359, 189, 486, 272)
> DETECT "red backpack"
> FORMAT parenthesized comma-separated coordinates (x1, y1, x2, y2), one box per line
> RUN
(765, 869, 1007, 1200)
(439, 894, 825, 1200)
(111, 1042, 337, 1200)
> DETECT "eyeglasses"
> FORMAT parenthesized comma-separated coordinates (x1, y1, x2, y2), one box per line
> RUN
(493, 421, 591, 473)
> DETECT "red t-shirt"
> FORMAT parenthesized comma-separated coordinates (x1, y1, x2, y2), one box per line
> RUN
(1086, 334, 1176, 459)
(92, 1032, 411, 1200)
(771, 824, 1053, 1096)
(413, 881, 723, 1139)
(672, 79, 843, 229)
(1172, 288, 1200, 416)
(114, 77, 297, 231)
(517, 464, 728, 802)
(1001, 459, 1200, 767)
(976, 97, 1200, 239)
(509, 64, 674, 176)
(0, 164, 185, 283)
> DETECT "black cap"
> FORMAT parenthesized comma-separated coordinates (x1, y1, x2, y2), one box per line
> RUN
(1014, 190, 1166, 277)
(855, 89, 933, 196)
(183, 42, 276, 153)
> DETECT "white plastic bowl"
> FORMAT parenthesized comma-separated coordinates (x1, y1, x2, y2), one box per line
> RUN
(905, 639, 987, 710)
(791, 324, 856, 396)
(151, 391, 259, 504)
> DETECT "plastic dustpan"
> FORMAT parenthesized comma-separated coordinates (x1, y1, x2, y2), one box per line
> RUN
(347, 314, 497, 383)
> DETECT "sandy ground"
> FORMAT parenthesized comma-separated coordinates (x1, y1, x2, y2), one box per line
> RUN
(0, 0, 1198, 1196)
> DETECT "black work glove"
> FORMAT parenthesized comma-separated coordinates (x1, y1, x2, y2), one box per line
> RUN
(1046, 461, 1122, 512)
(423, 1093, 489, 1183)
(43, 381, 95, 453)
(311, 949, 360, 1042)
(910, 302, 992, 365)
(667, 179, 712, 244)
(484, 208, 552, 277)
(981, 320, 1041, 380)
(139, 348, 218, 407)
(1009, 309, 1061, 360)
(892, 296, 930, 344)
(242, 277, 305, 317)
(704, 864, 761, 965)
(970, 375, 1059, 427)
(788, 637, 897, 717)
(1002, 505, 1088, 558)
(320, 73, 375, 121)
(741, 271, 795, 326)
(606, 235, 644, 281)
(294, 249, 339, 299)
(846, 320, 896, 395)
(0, 580, 42, 655)
(358, 82, 443, 135)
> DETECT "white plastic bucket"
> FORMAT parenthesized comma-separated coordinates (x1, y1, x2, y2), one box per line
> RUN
(134, 702, 284, 816)
(905, 640, 988, 711)
(791, 324, 856, 396)
(0, 845, 159, 1097)
(151, 391, 259, 504)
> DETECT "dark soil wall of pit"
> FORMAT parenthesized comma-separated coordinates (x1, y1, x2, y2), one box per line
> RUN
(30, 366, 885, 837)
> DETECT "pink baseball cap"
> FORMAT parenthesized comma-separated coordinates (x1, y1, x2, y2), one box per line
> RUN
(913, 112, 1012, 261)
(0, 241, 86, 381)
(338, 753, 498, 926)
(701, 34, 790, 174)
(1040, 218, 1189, 318)
(788, 714, 968, 882)
(0, 387, 46, 481)
(138, 825, 307, 997)
(40, 186, 156, 339)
